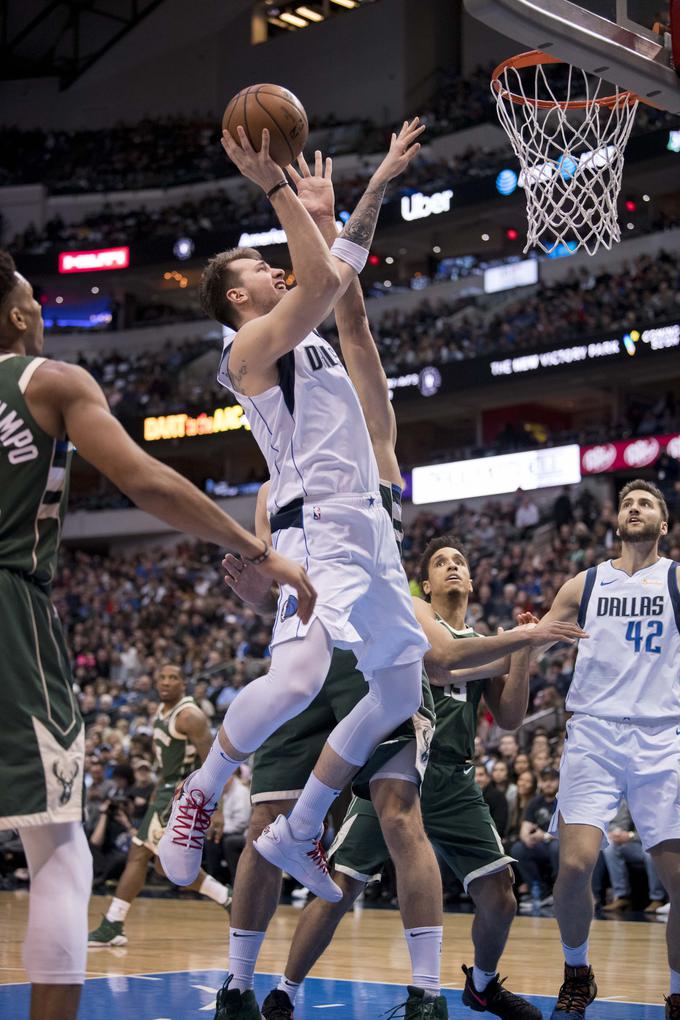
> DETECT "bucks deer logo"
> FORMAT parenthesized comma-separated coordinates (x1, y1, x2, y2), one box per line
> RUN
(53, 760, 80, 805)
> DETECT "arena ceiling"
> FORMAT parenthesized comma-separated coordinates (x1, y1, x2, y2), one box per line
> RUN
(0, 0, 254, 88)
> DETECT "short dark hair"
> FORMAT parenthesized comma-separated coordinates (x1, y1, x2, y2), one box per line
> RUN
(618, 478, 668, 522)
(0, 250, 18, 311)
(199, 247, 261, 328)
(418, 535, 468, 596)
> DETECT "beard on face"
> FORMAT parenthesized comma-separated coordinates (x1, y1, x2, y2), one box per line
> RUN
(618, 519, 662, 543)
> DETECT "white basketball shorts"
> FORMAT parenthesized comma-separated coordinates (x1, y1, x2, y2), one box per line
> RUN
(269, 491, 428, 675)
(549, 713, 680, 850)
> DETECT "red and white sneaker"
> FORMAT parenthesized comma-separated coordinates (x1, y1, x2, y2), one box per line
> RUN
(254, 815, 342, 902)
(157, 771, 217, 886)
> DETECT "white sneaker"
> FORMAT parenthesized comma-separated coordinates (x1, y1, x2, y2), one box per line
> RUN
(291, 886, 310, 899)
(656, 902, 670, 916)
(253, 815, 342, 902)
(157, 771, 218, 886)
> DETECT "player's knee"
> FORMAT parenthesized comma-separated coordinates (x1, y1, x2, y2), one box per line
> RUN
(469, 870, 516, 924)
(281, 672, 324, 709)
(377, 799, 423, 850)
(557, 852, 596, 884)
(333, 869, 367, 908)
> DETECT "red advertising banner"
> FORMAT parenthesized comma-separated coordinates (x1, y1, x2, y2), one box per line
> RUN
(58, 246, 130, 274)
(581, 433, 680, 475)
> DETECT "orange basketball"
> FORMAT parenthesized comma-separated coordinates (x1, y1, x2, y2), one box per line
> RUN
(222, 84, 309, 167)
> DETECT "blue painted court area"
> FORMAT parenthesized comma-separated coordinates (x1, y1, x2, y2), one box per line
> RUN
(0, 969, 667, 1019)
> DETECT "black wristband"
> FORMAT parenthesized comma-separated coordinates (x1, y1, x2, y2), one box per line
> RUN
(266, 179, 289, 201)
(245, 539, 270, 565)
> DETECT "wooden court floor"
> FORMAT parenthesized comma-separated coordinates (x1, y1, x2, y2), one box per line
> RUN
(0, 891, 671, 1005)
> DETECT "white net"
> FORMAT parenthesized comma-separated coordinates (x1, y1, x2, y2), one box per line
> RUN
(492, 57, 639, 256)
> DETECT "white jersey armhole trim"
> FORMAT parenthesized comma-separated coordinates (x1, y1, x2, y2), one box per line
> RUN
(18, 357, 46, 394)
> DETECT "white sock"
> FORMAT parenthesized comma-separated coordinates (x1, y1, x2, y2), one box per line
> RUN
(287, 773, 340, 841)
(186, 736, 242, 800)
(405, 926, 442, 997)
(228, 928, 266, 993)
(277, 975, 301, 1004)
(562, 938, 589, 967)
(199, 874, 229, 905)
(106, 897, 130, 924)
(671, 969, 680, 995)
(473, 966, 497, 992)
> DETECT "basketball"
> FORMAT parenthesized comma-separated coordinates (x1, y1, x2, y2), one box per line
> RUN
(222, 84, 309, 167)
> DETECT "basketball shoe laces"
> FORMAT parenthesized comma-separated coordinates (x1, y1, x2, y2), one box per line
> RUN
(383, 997, 439, 1019)
(306, 837, 331, 875)
(555, 970, 593, 1014)
(170, 788, 215, 849)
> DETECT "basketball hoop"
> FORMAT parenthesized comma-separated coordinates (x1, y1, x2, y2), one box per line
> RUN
(491, 51, 640, 256)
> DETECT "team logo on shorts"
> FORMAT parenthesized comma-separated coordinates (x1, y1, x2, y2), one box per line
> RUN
(53, 760, 80, 805)
(313, 506, 321, 520)
(281, 595, 299, 621)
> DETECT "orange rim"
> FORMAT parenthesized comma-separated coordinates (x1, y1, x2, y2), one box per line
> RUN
(492, 50, 640, 109)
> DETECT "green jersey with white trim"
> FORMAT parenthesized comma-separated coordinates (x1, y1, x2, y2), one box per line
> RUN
(429, 617, 486, 763)
(0, 354, 71, 591)
(378, 480, 404, 558)
(152, 696, 200, 785)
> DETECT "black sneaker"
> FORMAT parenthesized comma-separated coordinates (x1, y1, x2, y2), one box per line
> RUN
(262, 988, 294, 1019)
(549, 964, 597, 1019)
(462, 965, 542, 1019)
(666, 994, 680, 1020)
(384, 986, 448, 1018)
(213, 974, 261, 1019)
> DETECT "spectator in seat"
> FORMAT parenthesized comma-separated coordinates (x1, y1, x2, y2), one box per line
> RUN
(475, 763, 508, 839)
(510, 766, 560, 902)
(504, 769, 537, 851)
(601, 800, 667, 913)
(491, 758, 518, 820)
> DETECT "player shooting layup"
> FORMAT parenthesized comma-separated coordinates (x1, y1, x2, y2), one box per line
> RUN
(539, 480, 679, 1020)
(159, 120, 433, 902)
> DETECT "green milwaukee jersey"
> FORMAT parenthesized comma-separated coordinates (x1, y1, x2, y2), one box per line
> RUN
(0, 354, 71, 591)
(429, 617, 486, 763)
(379, 480, 404, 558)
(152, 696, 200, 785)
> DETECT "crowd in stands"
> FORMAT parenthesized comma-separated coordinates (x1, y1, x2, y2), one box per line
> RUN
(2, 62, 674, 198)
(351, 248, 680, 374)
(5, 56, 677, 258)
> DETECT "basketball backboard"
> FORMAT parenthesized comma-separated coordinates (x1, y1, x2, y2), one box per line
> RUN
(464, 0, 680, 112)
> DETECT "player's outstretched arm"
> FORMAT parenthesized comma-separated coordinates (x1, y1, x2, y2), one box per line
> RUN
(413, 596, 587, 671)
(289, 150, 400, 486)
(33, 362, 316, 624)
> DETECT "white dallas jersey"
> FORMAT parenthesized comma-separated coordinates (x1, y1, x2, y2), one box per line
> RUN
(568, 557, 680, 724)
(218, 328, 379, 512)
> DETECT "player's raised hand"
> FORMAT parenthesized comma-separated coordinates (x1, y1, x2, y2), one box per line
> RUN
(251, 548, 317, 624)
(372, 117, 426, 185)
(222, 552, 275, 611)
(287, 150, 335, 223)
(221, 126, 284, 193)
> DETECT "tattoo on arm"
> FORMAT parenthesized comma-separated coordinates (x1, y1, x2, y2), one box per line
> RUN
(340, 181, 387, 250)
(228, 357, 248, 390)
